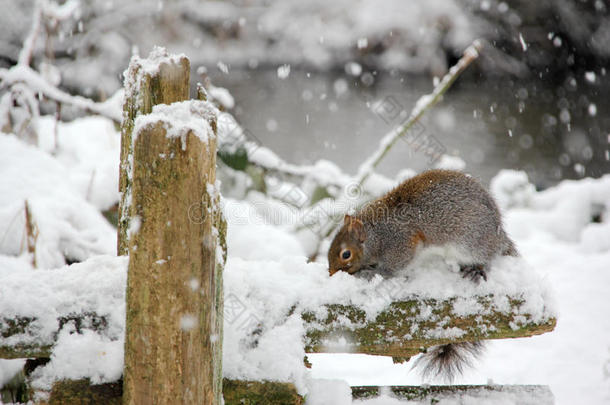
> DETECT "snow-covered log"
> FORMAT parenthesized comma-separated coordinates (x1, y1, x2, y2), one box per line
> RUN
(304, 297, 556, 358)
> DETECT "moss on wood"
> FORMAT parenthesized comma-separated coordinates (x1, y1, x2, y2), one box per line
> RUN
(222, 379, 303, 405)
(1, 313, 108, 359)
(35, 379, 301, 405)
(117, 52, 190, 256)
(38, 380, 551, 405)
(304, 296, 556, 357)
(47, 379, 123, 405)
(351, 384, 553, 402)
(122, 120, 222, 403)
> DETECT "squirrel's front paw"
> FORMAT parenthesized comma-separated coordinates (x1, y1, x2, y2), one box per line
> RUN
(460, 264, 487, 283)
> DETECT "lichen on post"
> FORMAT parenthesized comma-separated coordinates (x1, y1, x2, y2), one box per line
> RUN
(303, 296, 556, 358)
(120, 51, 224, 405)
(118, 47, 190, 256)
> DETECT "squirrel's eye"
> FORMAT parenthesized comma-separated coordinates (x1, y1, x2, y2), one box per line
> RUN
(341, 249, 351, 260)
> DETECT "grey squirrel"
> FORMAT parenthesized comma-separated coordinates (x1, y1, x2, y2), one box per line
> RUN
(327, 169, 517, 379)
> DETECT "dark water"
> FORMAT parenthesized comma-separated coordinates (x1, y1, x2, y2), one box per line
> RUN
(210, 68, 609, 188)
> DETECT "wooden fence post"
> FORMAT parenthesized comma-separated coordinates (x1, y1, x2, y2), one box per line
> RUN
(120, 49, 224, 405)
(117, 48, 190, 256)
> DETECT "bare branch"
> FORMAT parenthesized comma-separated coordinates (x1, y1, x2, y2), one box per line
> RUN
(356, 40, 483, 186)
(17, 0, 44, 67)
(0, 65, 122, 123)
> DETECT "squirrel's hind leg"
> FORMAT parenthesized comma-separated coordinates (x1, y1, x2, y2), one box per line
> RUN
(460, 263, 487, 283)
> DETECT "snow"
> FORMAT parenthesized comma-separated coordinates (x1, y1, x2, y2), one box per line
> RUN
(490, 169, 536, 211)
(0, 65, 123, 122)
(133, 100, 217, 150)
(0, 359, 25, 388)
(208, 85, 235, 109)
(0, 254, 127, 392)
(0, 135, 116, 268)
(345, 62, 363, 77)
(30, 328, 124, 391)
(36, 115, 121, 211)
(351, 385, 553, 405)
(225, 200, 306, 260)
(277, 64, 291, 79)
(518, 33, 528, 52)
(217, 61, 229, 74)
(310, 171, 610, 405)
(434, 155, 466, 171)
(1, 112, 609, 404)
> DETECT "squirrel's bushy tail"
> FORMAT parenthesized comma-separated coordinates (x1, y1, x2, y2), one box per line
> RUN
(413, 342, 485, 381)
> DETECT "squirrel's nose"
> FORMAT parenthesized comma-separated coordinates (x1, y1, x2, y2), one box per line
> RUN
(329, 268, 339, 276)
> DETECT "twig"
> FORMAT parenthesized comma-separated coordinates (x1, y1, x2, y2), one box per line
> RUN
(0, 65, 122, 123)
(356, 40, 482, 186)
(24, 200, 38, 268)
(18, 0, 44, 67)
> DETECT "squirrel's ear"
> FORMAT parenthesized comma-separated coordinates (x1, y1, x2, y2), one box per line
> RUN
(346, 215, 366, 243)
(344, 214, 352, 226)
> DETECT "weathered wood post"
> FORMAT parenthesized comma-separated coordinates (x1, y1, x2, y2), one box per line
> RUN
(119, 48, 225, 405)
(118, 47, 191, 255)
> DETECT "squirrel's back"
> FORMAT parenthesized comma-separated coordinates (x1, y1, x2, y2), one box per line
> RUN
(357, 170, 516, 267)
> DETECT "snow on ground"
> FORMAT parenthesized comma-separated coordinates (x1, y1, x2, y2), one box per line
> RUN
(0, 117, 609, 404)
(0, 133, 116, 269)
(309, 171, 610, 404)
(0, 255, 127, 393)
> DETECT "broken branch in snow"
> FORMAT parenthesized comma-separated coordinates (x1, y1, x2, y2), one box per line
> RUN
(23, 201, 38, 268)
(356, 40, 482, 186)
(18, 0, 44, 67)
(297, 40, 484, 253)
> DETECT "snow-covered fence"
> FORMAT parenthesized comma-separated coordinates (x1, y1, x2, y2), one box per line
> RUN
(0, 48, 558, 405)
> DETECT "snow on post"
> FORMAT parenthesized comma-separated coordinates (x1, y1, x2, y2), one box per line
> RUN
(120, 49, 225, 405)
(117, 47, 190, 256)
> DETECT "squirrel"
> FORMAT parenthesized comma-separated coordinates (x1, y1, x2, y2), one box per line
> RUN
(327, 169, 518, 380)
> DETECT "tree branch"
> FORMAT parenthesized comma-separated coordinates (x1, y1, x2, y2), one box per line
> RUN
(356, 40, 482, 186)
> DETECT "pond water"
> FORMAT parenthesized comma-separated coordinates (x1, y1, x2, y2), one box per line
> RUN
(210, 68, 609, 188)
